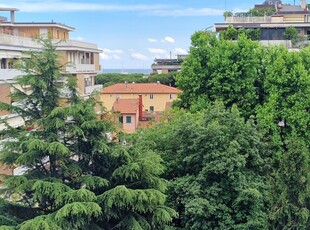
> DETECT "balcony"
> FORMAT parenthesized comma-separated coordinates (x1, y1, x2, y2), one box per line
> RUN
(260, 40, 292, 47)
(85, 84, 102, 95)
(225, 16, 272, 23)
(66, 64, 97, 73)
(57, 39, 100, 53)
(0, 69, 24, 81)
(0, 34, 100, 53)
(0, 34, 40, 49)
(0, 113, 25, 131)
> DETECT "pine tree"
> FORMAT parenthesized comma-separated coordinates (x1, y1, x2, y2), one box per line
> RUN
(0, 38, 176, 229)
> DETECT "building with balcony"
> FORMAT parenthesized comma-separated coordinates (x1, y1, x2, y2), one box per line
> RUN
(0, 8, 103, 174)
(0, 8, 102, 128)
(151, 54, 188, 74)
(215, 0, 310, 48)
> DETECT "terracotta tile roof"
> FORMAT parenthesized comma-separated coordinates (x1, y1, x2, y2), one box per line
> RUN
(102, 83, 182, 94)
(112, 99, 139, 114)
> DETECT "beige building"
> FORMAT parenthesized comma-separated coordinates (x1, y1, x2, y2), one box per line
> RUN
(0, 8, 102, 175)
(0, 8, 102, 128)
(215, 0, 310, 48)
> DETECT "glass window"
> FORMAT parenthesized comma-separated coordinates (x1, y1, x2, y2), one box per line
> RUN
(126, 116, 132, 123)
(150, 106, 154, 111)
(150, 94, 154, 99)
(119, 116, 123, 124)
(169, 94, 173, 99)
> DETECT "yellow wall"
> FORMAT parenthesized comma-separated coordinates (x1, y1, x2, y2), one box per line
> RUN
(75, 74, 85, 95)
(94, 53, 100, 71)
(101, 93, 179, 112)
(50, 27, 69, 40)
(58, 51, 68, 68)
(283, 14, 305, 22)
(18, 27, 40, 37)
(0, 84, 11, 116)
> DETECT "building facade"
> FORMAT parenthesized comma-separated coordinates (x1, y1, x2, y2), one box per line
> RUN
(0, 8, 102, 129)
(101, 82, 182, 133)
(0, 8, 102, 175)
(101, 82, 182, 112)
(215, 0, 310, 48)
(151, 55, 187, 74)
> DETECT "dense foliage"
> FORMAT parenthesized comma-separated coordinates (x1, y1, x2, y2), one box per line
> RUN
(221, 26, 261, 41)
(133, 103, 268, 229)
(0, 38, 176, 229)
(96, 72, 177, 87)
(2, 30, 310, 229)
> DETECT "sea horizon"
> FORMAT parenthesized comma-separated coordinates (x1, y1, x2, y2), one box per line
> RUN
(102, 69, 151, 75)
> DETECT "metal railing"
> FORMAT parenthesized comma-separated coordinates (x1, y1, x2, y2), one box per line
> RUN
(225, 16, 272, 23)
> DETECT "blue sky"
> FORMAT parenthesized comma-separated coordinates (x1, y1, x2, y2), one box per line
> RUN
(1, 0, 297, 69)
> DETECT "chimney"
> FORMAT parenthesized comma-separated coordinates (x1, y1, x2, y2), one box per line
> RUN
(138, 95, 143, 121)
(301, 0, 307, 9)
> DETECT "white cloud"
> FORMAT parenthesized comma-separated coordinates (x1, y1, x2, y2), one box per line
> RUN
(102, 49, 123, 54)
(174, 48, 188, 55)
(0, 1, 172, 13)
(99, 53, 111, 60)
(148, 38, 157, 43)
(131, 52, 148, 61)
(164, 36, 175, 43)
(152, 7, 224, 17)
(112, 54, 121, 60)
(148, 48, 167, 54)
(99, 48, 123, 60)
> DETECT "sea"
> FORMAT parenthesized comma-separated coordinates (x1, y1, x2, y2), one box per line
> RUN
(102, 69, 151, 75)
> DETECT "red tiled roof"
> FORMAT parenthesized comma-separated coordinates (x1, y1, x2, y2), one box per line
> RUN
(102, 83, 182, 94)
(112, 99, 139, 114)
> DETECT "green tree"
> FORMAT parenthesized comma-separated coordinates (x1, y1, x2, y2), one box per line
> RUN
(248, 8, 276, 16)
(176, 31, 262, 118)
(269, 137, 310, 229)
(256, 46, 310, 149)
(0, 38, 176, 229)
(134, 103, 268, 229)
(283, 26, 299, 45)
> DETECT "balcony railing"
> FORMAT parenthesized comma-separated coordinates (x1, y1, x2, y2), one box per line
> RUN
(225, 16, 272, 23)
(0, 113, 25, 130)
(66, 64, 97, 73)
(260, 40, 292, 47)
(0, 33, 100, 52)
(0, 34, 40, 49)
(85, 85, 102, 95)
(0, 69, 24, 81)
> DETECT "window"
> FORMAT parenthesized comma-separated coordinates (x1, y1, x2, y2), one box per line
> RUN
(119, 116, 123, 124)
(126, 116, 132, 123)
(150, 106, 154, 112)
(150, 94, 154, 99)
(169, 94, 173, 99)
(84, 78, 92, 87)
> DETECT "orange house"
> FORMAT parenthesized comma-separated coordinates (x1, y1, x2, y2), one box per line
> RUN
(101, 82, 182, 112)
(112, 98, 140, 133)
(101, 82, 182, 133)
